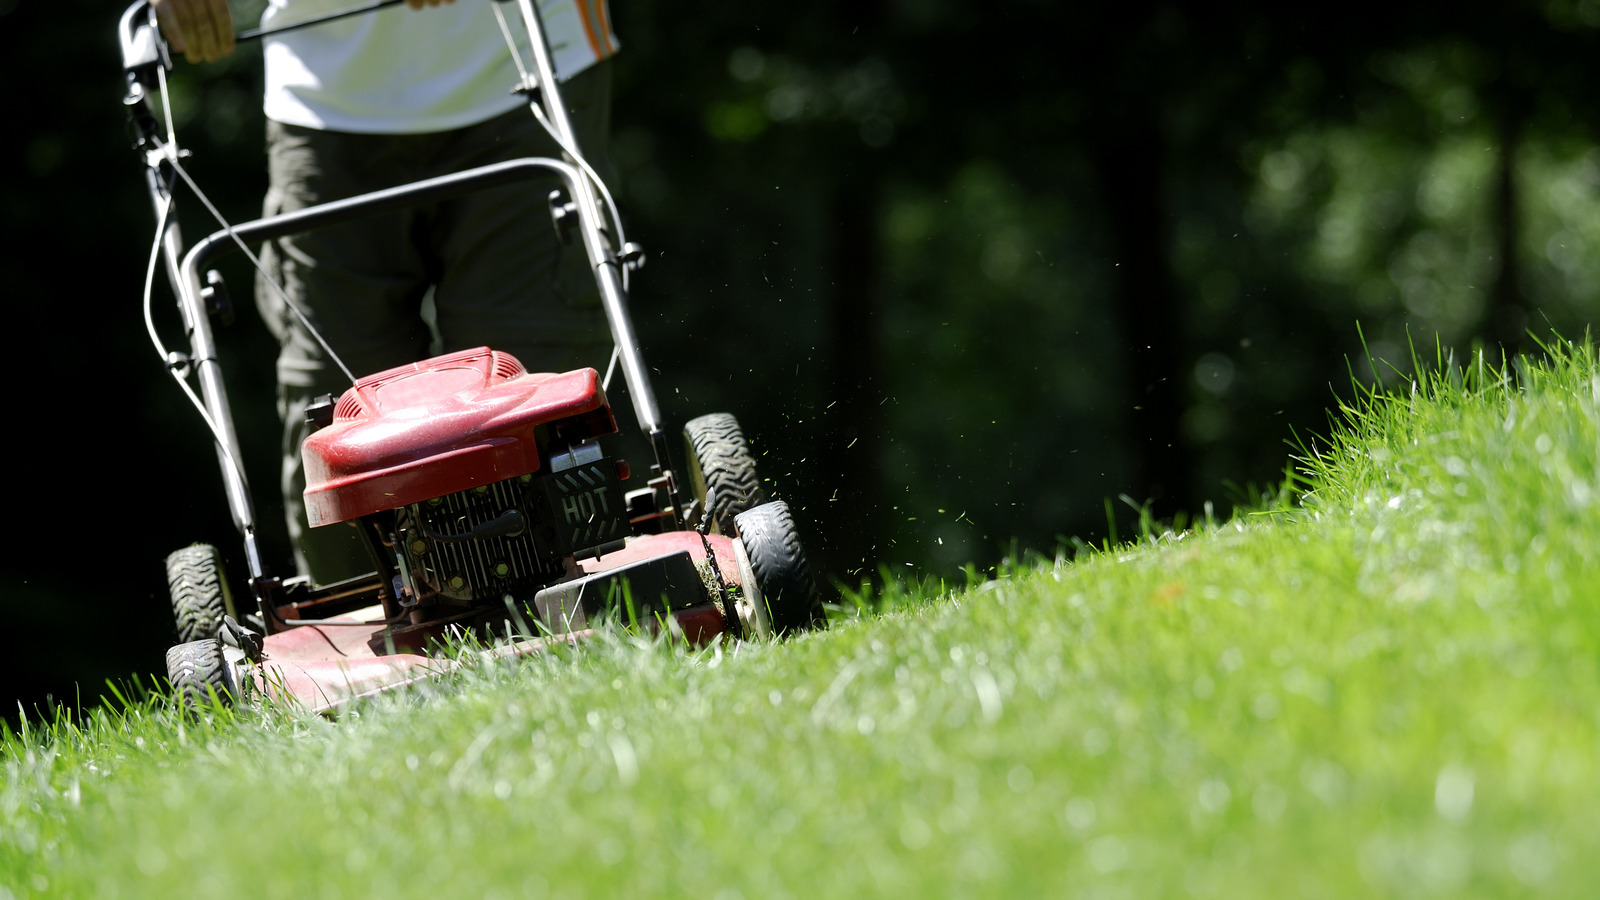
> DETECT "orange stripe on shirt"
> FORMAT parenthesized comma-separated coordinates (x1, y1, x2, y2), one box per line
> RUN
(575, 0, 603, 61)
(595, 0, 614, 56)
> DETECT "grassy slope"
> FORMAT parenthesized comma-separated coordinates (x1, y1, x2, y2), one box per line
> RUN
(4, 343, 1600, 898)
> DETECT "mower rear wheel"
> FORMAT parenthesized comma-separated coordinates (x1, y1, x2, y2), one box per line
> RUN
(166, 544, 236, 644)
(733, 501, 825, 636)
(684, 412, 766, 535)
(166, 639, 236, 709)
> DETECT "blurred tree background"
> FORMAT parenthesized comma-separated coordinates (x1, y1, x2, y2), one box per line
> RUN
(2, 0, 1597, 715)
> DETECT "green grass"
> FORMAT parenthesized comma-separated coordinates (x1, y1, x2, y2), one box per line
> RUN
(6, 339, 1600, 898)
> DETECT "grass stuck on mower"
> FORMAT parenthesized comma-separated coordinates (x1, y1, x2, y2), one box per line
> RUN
(121, 1, 827, 714)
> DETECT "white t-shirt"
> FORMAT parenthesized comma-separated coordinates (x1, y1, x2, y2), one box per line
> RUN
(262, 0, 617, 134)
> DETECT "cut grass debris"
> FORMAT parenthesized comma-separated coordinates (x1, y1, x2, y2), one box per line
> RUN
(4, 339, 1599, 897)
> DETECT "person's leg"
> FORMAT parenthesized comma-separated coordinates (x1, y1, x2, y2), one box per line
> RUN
(429, 63, 655, 470)
(428, 61, 615, 375)
(256, 120, 438, 584)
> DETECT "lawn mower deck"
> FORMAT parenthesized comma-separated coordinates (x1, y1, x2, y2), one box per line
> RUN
(239, 530, 743, 715)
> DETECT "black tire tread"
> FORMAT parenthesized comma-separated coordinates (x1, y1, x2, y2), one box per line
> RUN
(685, 413, 767, 535)
(734, 501, 825, 635)
(166, 639, 233, 709)
(167, 544, 233, 644)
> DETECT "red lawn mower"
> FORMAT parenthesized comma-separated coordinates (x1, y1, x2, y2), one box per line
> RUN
(119, 0, 826, 714)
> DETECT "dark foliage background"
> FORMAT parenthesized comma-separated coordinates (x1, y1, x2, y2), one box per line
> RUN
(3, 0, 1597, 717)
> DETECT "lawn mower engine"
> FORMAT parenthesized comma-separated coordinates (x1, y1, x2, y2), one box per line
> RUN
(301, 346, 688, 654)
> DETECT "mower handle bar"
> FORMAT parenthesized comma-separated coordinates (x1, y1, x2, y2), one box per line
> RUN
(236, 1, 533, 42)
(123, 0, 526, 61)
(178, 154, 666, 436)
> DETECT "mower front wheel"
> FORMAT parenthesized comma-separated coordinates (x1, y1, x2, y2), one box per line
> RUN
(166, 544, 236, 644)
(166, 639, 237, 710)
(733, 501, 825, 636)
(684, 412, 766, 535)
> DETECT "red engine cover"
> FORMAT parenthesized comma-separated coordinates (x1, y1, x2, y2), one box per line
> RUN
(302, 347, 612, 527)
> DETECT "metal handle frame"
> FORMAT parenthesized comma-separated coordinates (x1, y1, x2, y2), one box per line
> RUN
(121, 0, 680, 594)
(503, 0, 672, 468)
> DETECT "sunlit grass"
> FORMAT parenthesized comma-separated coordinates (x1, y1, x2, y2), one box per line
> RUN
(4, 339, 1599, 897)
